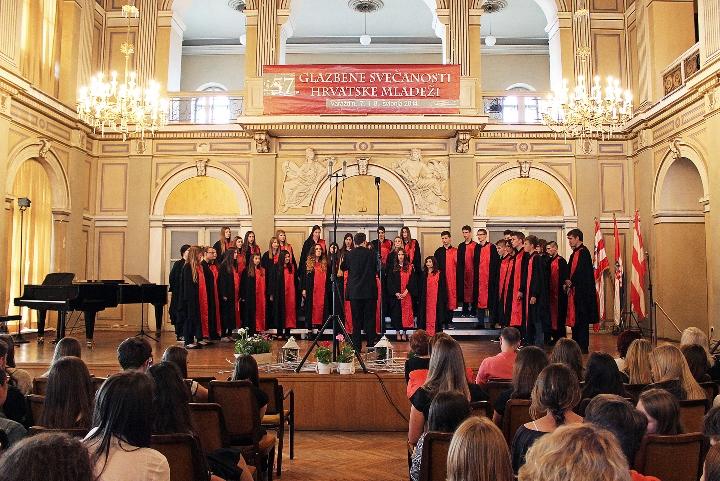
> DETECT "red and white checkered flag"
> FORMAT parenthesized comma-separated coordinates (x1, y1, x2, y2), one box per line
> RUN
(613, 214, 623, 325)
(594, 218, 609, 322)
(631, 210, 647, 318)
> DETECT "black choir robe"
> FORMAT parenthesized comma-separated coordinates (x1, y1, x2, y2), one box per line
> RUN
(213, 239, 234, 262)
(519, 252, 549, 341)
(386, 266, 418, 330)
(567, 244, 598, 352)
(301, 264, 331, 328)
(180, 263, 201, 341)
(417, 270, 447, 336)
(497, 254, 514, 327)
(270, 265, 299, 330)
(168, 259, 185, 331)
(477, 242, 501, 321)
(508, 249, 528, 328)
(547, 254, 569, 342)
(201, 261, 220, 339)
(241, 268, 267, 332)
(403, 239, 423, 275)
(261, 251, 279, 323)
(243, 244, 262, 268)
(456, 241, 480, 306)
(218, 265, 241, 333)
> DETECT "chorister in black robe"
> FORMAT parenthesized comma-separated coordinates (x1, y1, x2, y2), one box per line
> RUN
(180, 263, 201, 345)
(218, 264, 241, 335)
(301, 262, 331, 328)
(547, 254, 569, 344)
(403, 239, 423, 275)
(519, 251, 549, 346)
(566, 244, 598, 352)
(497, 253, 515, 327)
(386, 265, 418, 330)
(456, 241, 480, 312)
(240, 267, 267, 333)
(201, 260, 220, 339)
(270, 264, 299, 332)
(168, 259, 185, 336)
(261, 251, 279, 323)
(476, 241, 501, 323)
(417, 270, 447, 336)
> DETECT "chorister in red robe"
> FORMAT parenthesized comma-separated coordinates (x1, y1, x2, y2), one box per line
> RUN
(565, 242, 598, 352)
(476, 242, 500, 320)
(197, 265, 210, 338)
(456, 239, 479, 314)
(208, 263, 223, 336)
(548, 253, 568, 343)
(343, 271, 354, 333)
(497, 252, 515, 326)
(271, 253, 298, 334)
(387, 262, 417, 332)
(520, 246, 548, 345)
(418, 267, 447, 337)
(509, 249, 527, 328)
(302, 257, 330, 328)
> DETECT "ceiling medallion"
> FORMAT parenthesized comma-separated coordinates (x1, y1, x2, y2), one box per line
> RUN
(480, 0, 508, 14)
(348, 0, 384, 13)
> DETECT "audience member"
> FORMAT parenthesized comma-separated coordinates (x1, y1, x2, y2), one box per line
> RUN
(549, 338, 584, 381)
(83, 371, 170, 481)
(625, 338, 653, 384)
(43, 337, 83, 376)
(408, 335, 487, 446)
(615, 330, 642, 373)
(584, 394, 660, 481)
(648, 344, 706, 400)
(405, 330, 431, 397)
(511, 363, 582, 473)
(518, 424, 631, 481)
(161, 345, 208, 402)
(492, 346, 548, 425)
(475, 327, 520, 386)
(0, 367, 26, 448)
(581, 352, 628, 400)
(147, 362, 192, 435)
(447, 416, 513, 481)
(0, 335, 32, 395)
(410, 391, 471, 481)
(116, 337, 153, 372)
(681, 343, 712, 383)
(637, 388, 683, 435)
(40, 356, 93, 429)
(0, 342, 26, 425)
(231, 355, 269, 418)
(705, 405, 720, 445)
(680, 326, 720, 381)
(0, 432, 94, 481)
(704, 443, 720, 481)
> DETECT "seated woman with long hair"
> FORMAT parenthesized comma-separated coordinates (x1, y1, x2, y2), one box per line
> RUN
(681, 343, 712, 383)
(408, 334, 487, 446)
(549, 338, 584, 381)
(581, 352, 628, 400)
(231, 355, 269, 418)
(648, 344, 706, 400)
(637, 388, 684, 435)
(447, 416, 513, 481)
(0, 432, 94, 481)
(624, 339, 653, 385)
(83, 371, 170, 481)
(41, 337, 82, 377)
(161, 345, 208, 402)
(511, 363, 583, 473)
(493, 346, 548, 425)
(681, 326, 720, 381)
(40, 356, 94, 430)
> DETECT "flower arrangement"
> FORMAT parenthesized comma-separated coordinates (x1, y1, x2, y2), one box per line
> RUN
(316, 341, 332, 365)
(234, 328, 272, 356)
(335, 334, 355, 363)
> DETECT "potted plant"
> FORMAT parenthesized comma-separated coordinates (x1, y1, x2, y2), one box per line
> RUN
(335, 334, 355, 375)
(315, 341, 332, 374)
(234, 328, 273, 365)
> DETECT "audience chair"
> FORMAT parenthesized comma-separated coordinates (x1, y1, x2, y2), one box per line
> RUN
(624, 383, 649, 403)
(418, 431, 453, 481)
(28, 426, 89, 438)
(25, 394, 45, 426)
(576, 397, 634, 416)
(700, 381, 718, 401)
(633, 433, 703, 481)
(485, 379, 512, 408)
(679, 399, 709, 433)
(470, 400, 491, 418)
(151, 433, 210, 481)
(501, 399, 532, 445)
(192, 376, 216, 390)
(31, 377, 48, 395)
(259, 377, 295, 477)
(209, 380, 277, 480)
(189, 403, 227, 455)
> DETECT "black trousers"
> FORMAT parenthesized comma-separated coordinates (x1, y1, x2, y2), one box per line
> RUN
(350, 298, 377, 350)
(572, 321, 590, 353)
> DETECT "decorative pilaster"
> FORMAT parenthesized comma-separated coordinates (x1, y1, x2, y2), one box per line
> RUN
(448, 0, 471, 76)
(136, 0, 159, 85)
(256, 0, 278, 76)
(0, 0, 22, 71)
(635, 0, 653, 109)
(699, 0, 720, 64)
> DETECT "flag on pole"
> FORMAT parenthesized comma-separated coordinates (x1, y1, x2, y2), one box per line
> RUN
(613, 214, 623, 325)
(594, 218, 609, 324)
(631, 210, 647, 318)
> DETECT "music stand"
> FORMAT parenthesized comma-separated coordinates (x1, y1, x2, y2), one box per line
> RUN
(126, 275, 158, 342)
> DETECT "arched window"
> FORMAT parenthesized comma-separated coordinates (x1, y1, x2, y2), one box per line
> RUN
(498, 83, 542, 123)
(195, 83, 230, 123)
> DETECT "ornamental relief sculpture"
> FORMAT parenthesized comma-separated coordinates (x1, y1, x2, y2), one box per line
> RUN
(280, 147, 326, 212)
(393, 148, 449, 214)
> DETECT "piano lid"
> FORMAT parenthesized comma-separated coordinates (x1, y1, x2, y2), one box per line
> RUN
(124, 274, 154, 286)
(41, 273, 76, 286)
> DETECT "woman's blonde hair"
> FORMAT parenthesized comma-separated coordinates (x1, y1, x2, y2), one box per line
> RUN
(422, 335, 470, 400)
(625, 338, 653, 384)
(681, 327, 714, 365)
(650, 344, 706, 400)
(186, 246, 203, 283)
(447, 416, 512, 481)
(518, 424, 631, 481)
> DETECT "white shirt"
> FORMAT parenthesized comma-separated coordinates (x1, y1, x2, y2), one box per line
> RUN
(84, 430, 170, 481)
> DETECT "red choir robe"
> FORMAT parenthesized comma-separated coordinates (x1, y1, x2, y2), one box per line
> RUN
(375, 275, 383, 332)
(271, 264, 297, 330)
(476, 242, 500, 317)
(456, 241, 479, 305)
(387, 265, 417, 330)
(403, 239, 422, 273)
(434, 245, 458, 312)
(303, 262, 329, 327)
(209, 264, 223, 335)
(509, 250, 527, 327)
(343, 271, 354, 333)
(418, 270, 447, 336)
(254, 269, 267, 331)
(548, 254, 568, 334)
(565, 245, 598, 331)
(283, 267, 297, 329)
(197, 265, 210, 338)
(497, 254, 514, 326)
(372, 239, 394, 267)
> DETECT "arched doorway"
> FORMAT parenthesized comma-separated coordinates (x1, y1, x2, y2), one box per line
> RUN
(653, 149, 709, 339)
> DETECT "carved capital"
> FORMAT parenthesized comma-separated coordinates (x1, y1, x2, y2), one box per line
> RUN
(668, 137, 682, 160)
(356, 156, 370, 175)
(455, 131, 470, 153)
(518, 160, 532, 178)
(254, 132, 270, 153)
(133, 139, 147, 155)
(575, 138, 597, 155)
(195, 158, 209, 176)
(38, 139, 52, 159)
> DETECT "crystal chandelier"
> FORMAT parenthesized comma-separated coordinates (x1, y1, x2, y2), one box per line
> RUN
(542, 75, 633, 140)
(77, 2, 168, 140)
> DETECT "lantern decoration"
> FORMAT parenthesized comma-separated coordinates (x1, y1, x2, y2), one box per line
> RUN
(373, 336, 394, 363)
(281, 336, 300, 363)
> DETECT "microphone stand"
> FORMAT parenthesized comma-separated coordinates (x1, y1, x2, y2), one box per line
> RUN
(375, 176, 384, 334)
(646, 251, 657, 346)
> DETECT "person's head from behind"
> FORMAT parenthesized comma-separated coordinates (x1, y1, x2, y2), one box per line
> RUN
(616, 330, 642, 359)
(41, 356, 94, 429)
(409, 329, 430, 357)
(87, 371, 155, 471)
(424, 336, 469, 399)
(681, 343, 711, 382)
(147, 361, 191, 435)
(117, 336, 152, 372)
(584, 394, 648, 464)
(650, 343, 704, 399)
(232, 354, 260, 387)
(0, 341, 8, 370)
(681, 327, 713, 356)
(518, 424, 630, 481)
(427, 391, 471, 433)
(161, 345, 190, 378)
(512, 346, 549, 398)
(549, 338, 584, 381)
(0, 335, 16, 368)
(583, 352, 626, 397)
(51, 337, 82, 366)
(637, 388, 683, 435)
(0, 367, 9, 409)
(353, 232, 366, 247)
(704, 444, 720, 481)
(447, 416, 512, 481)
(500, 327, 521, 352)
(705, 406, 720, 446)
(0, 433, 94, 481)
(530, 363, 581, 425)
(625, 338, 653, 384)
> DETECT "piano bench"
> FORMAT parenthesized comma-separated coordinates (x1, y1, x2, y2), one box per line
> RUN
(0, 315, 21, 334)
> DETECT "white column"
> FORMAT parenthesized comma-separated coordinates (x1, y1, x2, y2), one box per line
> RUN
(699, 0, 720, 64)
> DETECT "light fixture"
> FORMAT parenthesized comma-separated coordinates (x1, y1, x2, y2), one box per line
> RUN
(485, 17, 496, 47)
(240, 33, 247, 45)
(77, 2, 168, 140)
(359, 13, 372, 46)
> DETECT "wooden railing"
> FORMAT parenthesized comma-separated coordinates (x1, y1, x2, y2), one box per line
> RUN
(661, 43, 701, 97)
(482, 91, 551, 124)
(166, 92, 244, 124)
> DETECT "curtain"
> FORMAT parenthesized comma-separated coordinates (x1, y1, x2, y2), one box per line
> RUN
(7, 160, 53, 329)
(20, 0, 61, 95)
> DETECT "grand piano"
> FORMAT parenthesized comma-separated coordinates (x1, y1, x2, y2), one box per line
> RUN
(14, 273, 168, 344)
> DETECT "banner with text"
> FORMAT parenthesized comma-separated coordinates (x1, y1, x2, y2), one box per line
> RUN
(262, 64, 461, 114)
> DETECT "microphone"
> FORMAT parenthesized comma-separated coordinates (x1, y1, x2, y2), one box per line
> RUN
(342, 160, 347, 177)
(374, 176, 381, 187)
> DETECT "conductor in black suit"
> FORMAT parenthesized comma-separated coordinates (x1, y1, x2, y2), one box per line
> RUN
(341, 232, 378, 350)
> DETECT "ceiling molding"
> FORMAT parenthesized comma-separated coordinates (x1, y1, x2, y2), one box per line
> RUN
(183, 45, 247, 55)
(481, 44, 549, 55)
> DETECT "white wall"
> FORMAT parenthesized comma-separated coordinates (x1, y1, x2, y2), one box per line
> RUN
(481, 53, 550, 92)
(180, 54, 246, 91)
(285, 52, 443, 65)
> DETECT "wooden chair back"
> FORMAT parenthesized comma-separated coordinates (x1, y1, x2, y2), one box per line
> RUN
(699, 381, 718, 401)
(189, 403, 226, 455)
(259, 377, 283, 417)
(624, 383, 649, 403)
(26, 394, 45, 426)
(418, 431, 453, 481)
(502, 399, 532, 444)
(28, 426, 89, 438)
(470, 400, 491, 418)
(633, 433, 703, 481)
(679, 399, 708, 433)
(91, 377, 106, 394)
(151, 433, 209, 481)
(192, 376, 216, 390)
(485, 380, 512, 408)
(208, 380, 261, 445)
(32, 377, 47, 395)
